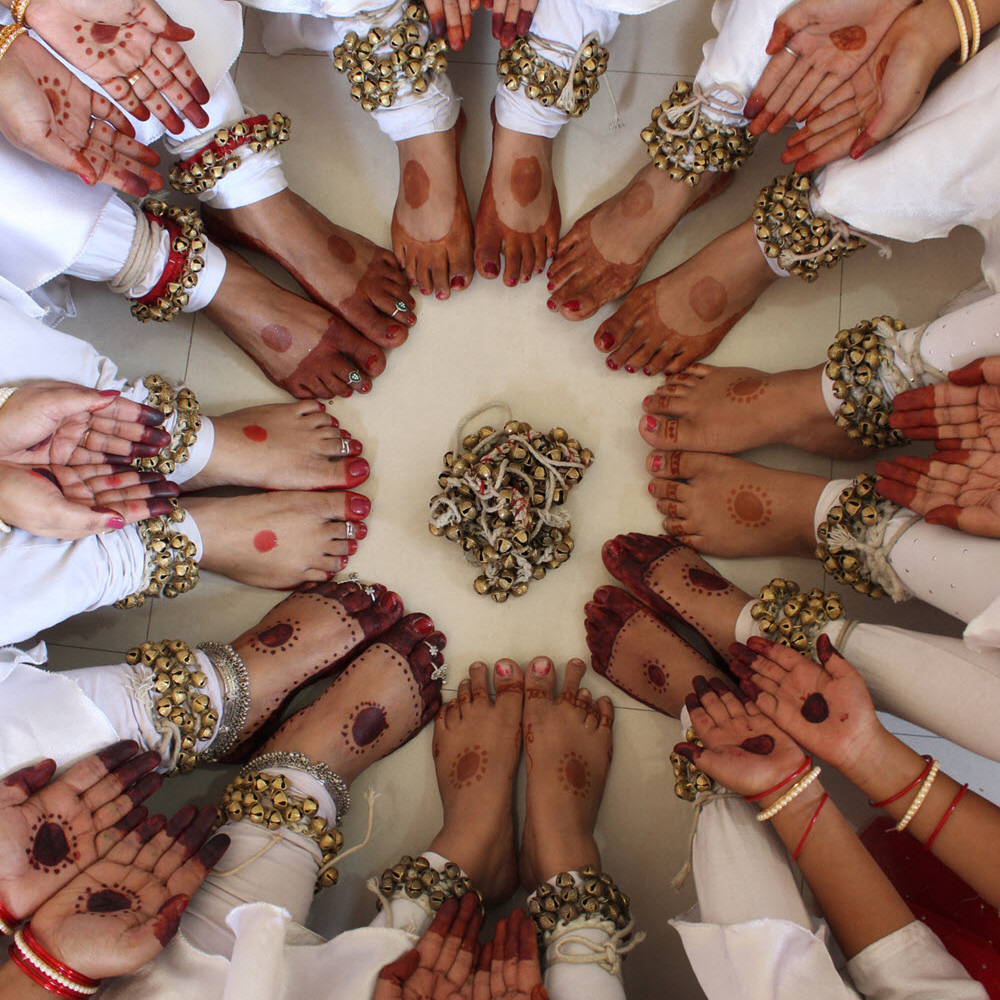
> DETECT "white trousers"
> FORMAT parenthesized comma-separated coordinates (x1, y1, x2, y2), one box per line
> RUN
(0, 300, 212, 645)
(693, 0, 1000, 289)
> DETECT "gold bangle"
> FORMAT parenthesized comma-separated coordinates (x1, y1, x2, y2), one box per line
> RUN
(8, 0, 30, 24)
(964, 0, 981, 57)
(0, 23, 26, 65)
(946, 0, 970, 63)
(895, 760, 939, 831)
(756, 766, 823, 821)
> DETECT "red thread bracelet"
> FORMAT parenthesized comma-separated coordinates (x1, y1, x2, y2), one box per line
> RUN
(925, 783, 968, 849)
(22, 925, 99, 987)
(792, 791, 829, 861)
(869, 755, 933, 808)
(744, 757, 812, 803)
(174, 114, 269, 173)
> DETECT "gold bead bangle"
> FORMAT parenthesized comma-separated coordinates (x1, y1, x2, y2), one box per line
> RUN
(756, 766, 823, 821)
(947, 0, 970, 63)
(8, 0, 30, 24)
(895, 760, 940, 831)
(0, 24, 26, 65)
(965, 0, 981, 58)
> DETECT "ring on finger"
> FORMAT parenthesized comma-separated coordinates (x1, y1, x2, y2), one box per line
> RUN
(127, 69, 143, 86)
(82, 428, 92, 449)
(783, 44, 800, 57)
(347, 371, 361, 385)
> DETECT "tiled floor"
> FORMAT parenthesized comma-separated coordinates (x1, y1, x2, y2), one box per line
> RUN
(31, 2, 999, 996)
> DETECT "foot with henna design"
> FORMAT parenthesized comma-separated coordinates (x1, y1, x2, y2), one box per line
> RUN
(183, 401, 370, 491)
(183, 489, 371, 588)
(648, 452, 825, 557)
(202, 249, 383, 399)
(602, 533, 750, 657)
(260, 613, 446, 786)
(223, 580, 406, 757)
(392, 113, 474, 300)
(640, 364, 871, 459)
(585, 585, 735, 716)
(547, 164, 732, 320)
(475, 111, 559, 288)
(595, 219, 776, 376)
(203, 189, 416, 347)
(428, 660, 523, 906)
(519, 657, 613, 888)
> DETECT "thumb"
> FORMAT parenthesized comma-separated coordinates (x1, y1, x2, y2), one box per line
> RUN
(114, 895, 191, 974)
(376, 948, 421, 994)
(0, 759, 57, 807)
(41, 495, 126, 540)
(948, 356, 1000, 387)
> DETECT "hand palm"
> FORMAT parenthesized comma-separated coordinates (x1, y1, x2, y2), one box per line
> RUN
(890, 382, 1000, 450)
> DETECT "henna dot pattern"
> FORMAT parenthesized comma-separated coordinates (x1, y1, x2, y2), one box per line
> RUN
(725, 376, 768, 404)
(249, 619, 300, 655)
(644, 661, 669, 691)
(76, 883, 140, 915)
(341, 701, 389, 753)
(726, 485, 772, 528)
(450, 745, 488, 788)
(558, 751, 591, 797)
(801, 692, 830, 723)
(28, 817, 78, 873)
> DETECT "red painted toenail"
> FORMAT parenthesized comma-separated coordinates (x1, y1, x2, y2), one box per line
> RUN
(495, 661, 513, 678)
(531, 659, 551, 676)
(451, 275, 466, 288)
(420, 288, 430, 295)
(365, 355, 378, 370)
(349, 494, 371, 517)
(648, 482, 655, 493)
(354, 521, 368, 539)
(348, 458, 370, 480)
(436, 290, 447, 300)
(643, 395, 651, 407)
(650, 455, 662, 471)
(535, 267, 543, 274)
(604, 540, 621, 558)
(547, 281, 555, 291)
(564, 300, 580, 312)
(348, 539, 358, 555)
(379, 592, 399, 609)
(408, 296, 416, 308)
(505, 277, 516, 287)
(483, 262, 499, 277)
(386, 324, 404, 340)
(357, 382, 370, 393)
(348, 439, 363, 456)
(408, 278, 416, 286)
(625, 365, 635, 373)
(546, 299, 557, 311)
(324, 570, 337, 581)
(606, 358, 619, 371)
(415, 616, 434, 635)
(598, 332, 615, 350)
(644, 368, 654, 376)
(645, 416, 657, 431)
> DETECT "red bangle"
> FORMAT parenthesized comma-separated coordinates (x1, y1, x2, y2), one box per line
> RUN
(869, 755, 933, 808)
(174, 114, 269, 174)
(793, 792, 829, 861)
(136, 214, 184, 307)
(8, 944, 88, 998)
(0, 898, 18, 934)
(744, 757, 812, 803)
(22, 926, 99, 988)
(925, 783, 968, 849)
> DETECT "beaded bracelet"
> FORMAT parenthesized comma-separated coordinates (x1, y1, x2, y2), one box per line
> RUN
(756, 766, 822, 821)
(0, 23, 26, 66)
(9, 926, 100, 997)
(925, 783, 968, 849)
(869, 755, 933, 808)
(947, 0, 970, 63)
(744, 757, 811, 803)
(895, 760, 939, 832)
(965, 0, 981, 58)
(0, 899, 17, 936)
(9, 0, 31, 24)
(792, 791, 829, 861)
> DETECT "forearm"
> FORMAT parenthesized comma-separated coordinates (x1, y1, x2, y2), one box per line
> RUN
(764, 782, 914, 959)
(842, 729, 1000, 908)
(0, 960, 54, 1000)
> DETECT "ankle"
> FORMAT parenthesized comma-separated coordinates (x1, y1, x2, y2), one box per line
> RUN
(531, 833, 600, 884)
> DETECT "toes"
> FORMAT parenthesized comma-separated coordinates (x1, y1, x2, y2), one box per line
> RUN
(493, 658, 524, 699)
(475, 230, 502, 281)
(457, 677, 473, 706)
(377, 612, 438, 659)
(524, 656, 555, 700)
(469, 663, 490, 701)
(597, 696, 614, 729)
(560, 657, 587, 702)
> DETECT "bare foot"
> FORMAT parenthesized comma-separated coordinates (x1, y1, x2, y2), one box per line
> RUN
(226, 580, 405, 756)
(184, 489, 371, 587)
(648, 452, 824, 558)
(184, 401, 368, 491)
(204, 189, 416, 348)
(547, 164, 732, 320)
(475, 115, 559, 287)
(429, 660, 523, 906)
(261, 613, 445, 786)
(640, 363, 869, 458)
(601, 533, 748, 657)
(519, 657, 613, 888)
(595, 219, 776, 376)
(203, 249, 381, 399)
(392, 113, 474, 300)
(585, 586, 731, 717)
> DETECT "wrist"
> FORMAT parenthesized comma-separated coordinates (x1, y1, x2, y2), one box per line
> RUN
(841, 726, 918, 800)
(913, 0, 971, 64)
(0, 959, 54, 1000)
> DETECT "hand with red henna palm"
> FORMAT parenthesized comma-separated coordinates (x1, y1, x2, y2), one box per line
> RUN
(876, 450, 1000, 537)
(18, 0, 211, 133)
(374, 892, 483, 999)
(0, 33, 162, 195)
(728, 635, 882, 777)
(424, 0, 477, 52)
(745, 0, 910, 137)
(0, 742, 162, 922)
(28, 805, 229, 979)
(471, 908, 547, 1000)
(672, 675, 805, 798)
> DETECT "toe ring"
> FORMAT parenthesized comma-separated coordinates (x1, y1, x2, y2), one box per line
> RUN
(347, 371, 362, 384)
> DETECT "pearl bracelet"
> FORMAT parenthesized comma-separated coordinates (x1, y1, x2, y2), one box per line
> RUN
(10, 927, 100, 997)
(895, 759, 939, 832)
(756, 766, 823, 822)
(0, 386, 18, 534)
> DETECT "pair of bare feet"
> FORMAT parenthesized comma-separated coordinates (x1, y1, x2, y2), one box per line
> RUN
(429, 657, 613, 905)
(547, 161, 783, 376)
(173, 399, 371, 589)
(393, 109, 558, 299)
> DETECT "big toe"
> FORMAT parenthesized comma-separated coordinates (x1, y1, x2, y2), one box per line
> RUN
(525, 656, 556, 700)
(493, 659, 525, 713)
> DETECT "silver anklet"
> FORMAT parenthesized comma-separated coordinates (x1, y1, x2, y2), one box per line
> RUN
(197, 642, 251, 763)
(243, 751, 350, 820)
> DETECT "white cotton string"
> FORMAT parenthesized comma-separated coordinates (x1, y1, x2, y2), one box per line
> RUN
(108, 207, 159, 297)
(548, 920, 647, 977)
(779, 218, 892, 267)
(669, 789, 742, 891)
(877, 320, 946, 392)
(556, 31, 600, 114)
(324, 788, 378, 867)
(128, 667, 184, 773)
(824, 509, 920, 603)
(656, 82, 745, 137)
(356, 0, 407, 25)
(212, 834, 284, 879)
(453, 401, 514, 455)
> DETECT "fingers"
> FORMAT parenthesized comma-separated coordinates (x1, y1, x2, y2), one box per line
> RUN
(81, 750, 162, 813)
(0, 759, 57, 806)
(417, 895, 461, 970)
(376, 948, 421, 995)
(149, 805, 218, 882)
(433, 892, 481, 982)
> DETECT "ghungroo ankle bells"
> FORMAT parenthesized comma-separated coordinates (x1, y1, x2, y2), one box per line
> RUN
(815, 475, 913, 600)
(641, 81, 756, 185)
(754, 175, 866, 281)
(134, 375, 201, 475)
(115, 505, 199, 609)
(750, 579, 843, 656)
(497, 35, 609, 116)
(376, 855, 482, 913)
(671, 729, 715, 800)
(333, 4, 447, 112)
(169, 113, 291, 195)
(130, 201, 206, 322)
(126, 640, 219, 775)
(826, 317, 909, 449)
(219, 758, 346, 890)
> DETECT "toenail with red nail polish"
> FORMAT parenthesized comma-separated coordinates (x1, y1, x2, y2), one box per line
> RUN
(625, 365, 635, 373)
(349, 495, 371, 517)
(547, 299, 557, 311)
(415, 617, 434, 635)
(598, 332, 615, 350)
(547, 281, 555, 291)
(531, 659, 551, 676)
(650, 455, 662, 471)
(495, 661, 512, 678)
(348, 459, 369, 479)
(564, 300, 580, 312)
(645, 416, 657, 431)
(606, 358, 619, 371)
(451, 275, 466, 288)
